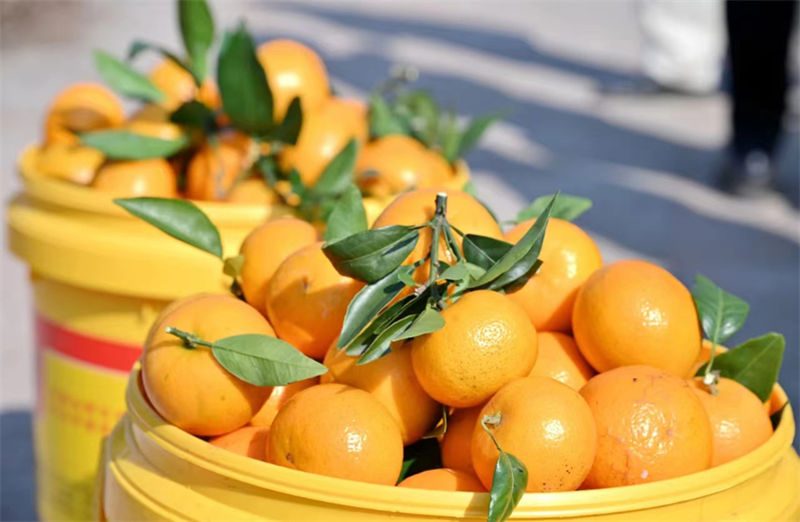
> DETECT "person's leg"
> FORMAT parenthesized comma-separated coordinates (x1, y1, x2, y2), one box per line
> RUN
(720, 0, 797, 194)
(640, 0, 726, 94)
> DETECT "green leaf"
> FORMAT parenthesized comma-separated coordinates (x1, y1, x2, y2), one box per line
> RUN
(178, 0, 215, 81)
(440, 262, 471, 282)
(357, 314, 416, 364)
(81, 130, 188, 160)
(440, 111, 461, 163)
(488, 451, 528, 522)
(338, 266, 408, 349)
(456, 112, 501, 160)
(127, 41, 200, 85)
(114, 197, 222, 258)
(471, 194, 557, 290)
(691, 275, 750, 346)
(271, 96, 303, 145)
(212, 334, 328, 386)
(344, 293, 419, 356)
(396, 265, 418, 287)
(771, 402, 788, 430)
(170, 100, 219, 132)
(398, 438, 442, 482)
(696, 333, 785, 402)
(393, 90, 439, 146)
(369, 93, 407, 138)
(462, 180, 478, 197)
(462, 235, 513, 271)
(94, 50, 164, 103)
(323, 225, 419, 283)
(324, 184, 368, 243)
(217, 23, 274, 135)
(393, 305, 444, 341)
(313, 139, 358, 195)
(516, 193, 593, 223)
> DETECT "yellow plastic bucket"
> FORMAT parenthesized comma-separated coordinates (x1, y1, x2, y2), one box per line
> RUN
(7, 146, 288, 521)
(101, 363, 800, 521)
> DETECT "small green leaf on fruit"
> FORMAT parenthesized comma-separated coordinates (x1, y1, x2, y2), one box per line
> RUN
(115, 197, 223, 258)
(313, 139, 359, 196)
(337, 267, 408, 349)
(178, 0, 215, 81)
(393, 305, 444, 341)
(170, 100, 219, 132)
(488, 451, 528, 522)
(81, 130, 188, 160)
(695, 333, 784, 402)
(324, 184, 368, 243)
(271, 96, 303, 145)
(691, 275, 750, 346)
(94, 50, 165, 103)
(369, 93, 407, 138)
(217, 23, 274, 135)
(212, 334, 328, 386)
(516, 193, 592, 223)
(323, 225, 419, 283)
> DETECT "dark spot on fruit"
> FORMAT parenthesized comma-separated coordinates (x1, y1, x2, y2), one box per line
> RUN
(633, 378, 638, 382)
(286, 453, 294, 464)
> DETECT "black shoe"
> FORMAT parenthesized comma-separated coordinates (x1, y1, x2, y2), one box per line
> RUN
(716, 150, 778, 197)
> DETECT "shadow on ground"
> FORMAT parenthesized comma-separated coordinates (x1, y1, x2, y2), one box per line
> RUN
(1, 411, 37, 521)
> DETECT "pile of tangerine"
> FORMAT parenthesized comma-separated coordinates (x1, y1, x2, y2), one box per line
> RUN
(139, 186, 777, 499)
(29, 39, 465, 208)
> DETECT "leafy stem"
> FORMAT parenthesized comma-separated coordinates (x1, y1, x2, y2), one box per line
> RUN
(481, 412, 504, 452)
(166, 326, 212, 349)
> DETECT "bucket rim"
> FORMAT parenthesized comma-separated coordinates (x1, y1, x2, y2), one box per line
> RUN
(16, 145, 275, 224)
(124, 363, 796, 518)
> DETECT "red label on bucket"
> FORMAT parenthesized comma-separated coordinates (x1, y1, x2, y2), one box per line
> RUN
(35, 315, 142, 372)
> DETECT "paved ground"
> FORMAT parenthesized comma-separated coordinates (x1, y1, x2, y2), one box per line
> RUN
(1, 1, 798, 520)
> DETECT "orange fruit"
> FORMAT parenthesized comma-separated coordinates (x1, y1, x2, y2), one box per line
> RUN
(528, 332, 595, 390)
(372, 188, 502, 286)
(278, 97, 368, 187)
(689, 377, 772, 466)
(265, 242, 363, 359)
(225, 178, 280, 205)
(268, 383, 403, 485)
(440, 406, 483, 474)
(92, 159, 178, 197)
(355, 135, 449, 198)
(504, 218, 602, 332)
(185, 142, 243, 200)
(149, 59, 220, 110)
(209, 425, 270, 461)
(239, 218, 318, 316)
(410, 290, 538, 408)
(250, 377, 319, 428)
(256, 39, 329, 123)
(141, 294, 274, 436)
(321, 342, 440, 445)
(43, 83, 124, 145)
(572, 260, 702, 376)
(580, 365, 712, 488)
(471, 376, 597, 492)
(35, 144, 104, 185)
(398, 468, 485, 491)
(125, 119, 185, 141)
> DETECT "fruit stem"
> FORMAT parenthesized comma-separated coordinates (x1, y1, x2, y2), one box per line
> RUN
(165, 326, 213, 350)
(442, 223, 464, 263)
(703, 340, 720, 395)
(481, 413, 504, 453)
